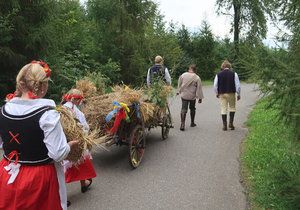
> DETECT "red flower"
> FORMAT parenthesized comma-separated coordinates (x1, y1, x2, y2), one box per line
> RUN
(6, 92, 16, 101)
(31, 60, 51, 77)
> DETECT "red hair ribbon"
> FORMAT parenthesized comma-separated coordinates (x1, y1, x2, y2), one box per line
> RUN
(109, 108, 127, 134)
(28, 91, 38, 99)
(63, 94, 84, 101)
(6, 91, 17, 101)
(31, 60, 51, 77)
(7, 150, 19, 164)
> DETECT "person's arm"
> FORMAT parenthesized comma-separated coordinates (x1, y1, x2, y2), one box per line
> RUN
(177, 75, 183, 94)
(164, 68, 172, 85)
(75, 106, 90, 133)
(146, 68, 151, 87)
(213, 75, 219, 97)
(40, 110, 70, 162)
(0, 136, 2, 149)
(235, 73, 241, 100)
(196, 77, 204, 102)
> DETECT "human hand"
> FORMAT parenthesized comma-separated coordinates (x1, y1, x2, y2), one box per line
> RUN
(68, 140, 79, 150)
(216, 94, 219, 98)
(176, 92, 180, 96)
(198, 99, 202, 104)
(237, 95, 241, 101)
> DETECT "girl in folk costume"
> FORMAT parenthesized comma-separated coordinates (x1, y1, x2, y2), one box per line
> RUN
(0, 61, 79, 210)
(62, 89, 96, 193)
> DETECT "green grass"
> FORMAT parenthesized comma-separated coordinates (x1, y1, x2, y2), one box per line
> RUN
(241, 99, 300, 210)
(201, 80, 213, 86)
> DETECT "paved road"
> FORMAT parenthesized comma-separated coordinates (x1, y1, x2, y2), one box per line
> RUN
(66, 83, 259, 210)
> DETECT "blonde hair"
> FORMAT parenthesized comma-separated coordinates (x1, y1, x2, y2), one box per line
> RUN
(15, 63, 50, 97)
(66, 88, 83, 97)
(155, 55, 163, 64)
(221, 60, 232, 69)
(62, 88, 84, 104)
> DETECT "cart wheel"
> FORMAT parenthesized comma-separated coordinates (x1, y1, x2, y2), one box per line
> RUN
(162, 112, 172, 140)
(129, 124, 145, 169)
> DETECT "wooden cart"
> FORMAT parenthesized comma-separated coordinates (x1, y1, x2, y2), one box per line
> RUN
(104, 103, 172, 169)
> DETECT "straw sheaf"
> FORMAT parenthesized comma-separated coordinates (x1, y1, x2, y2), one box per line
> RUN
(76, 79, 103, 98)
(140, 102, 156, 123)
(82, 85, 143, 132)
(56, 106, 106, 163)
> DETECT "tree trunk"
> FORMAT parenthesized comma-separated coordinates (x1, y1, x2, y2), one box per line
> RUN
(233, 0, 241, 62)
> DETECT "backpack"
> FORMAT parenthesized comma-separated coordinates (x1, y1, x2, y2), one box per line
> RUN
(149, 64, 166, 84)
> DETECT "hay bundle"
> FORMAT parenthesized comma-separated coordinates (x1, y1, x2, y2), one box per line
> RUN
(140, 102, 156, 123)
(82, 85, 143, 132)
(160, 85, 173, 99)
(82, 92, 118, 131)
(76, 79, 97, 98)
(56, 106, 106, 163)
(112, 85, 143, 104)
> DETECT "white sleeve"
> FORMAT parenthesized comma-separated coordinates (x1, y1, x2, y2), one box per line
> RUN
(213, 75, 218, 94)
(146, 68, 151, 87)
(164, 68, 172, 85)
(40, 110, 70, 162)
(235, 73, 241, 96)
(74, 106, 89, 132)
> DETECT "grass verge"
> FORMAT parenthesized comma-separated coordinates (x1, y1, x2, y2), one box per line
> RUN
(241, 99, 300, 210)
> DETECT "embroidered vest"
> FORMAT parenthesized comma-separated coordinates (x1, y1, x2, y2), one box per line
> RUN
(0, 106, 54, 165)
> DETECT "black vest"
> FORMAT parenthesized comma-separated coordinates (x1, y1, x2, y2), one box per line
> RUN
(149, 64, 166, 84)
(217, 69, 236, 94)
(0, 106, 54, 165)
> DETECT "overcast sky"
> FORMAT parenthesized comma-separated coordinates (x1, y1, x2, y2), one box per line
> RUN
(155, 0, 232, 38)
(80, 0, 278, 46)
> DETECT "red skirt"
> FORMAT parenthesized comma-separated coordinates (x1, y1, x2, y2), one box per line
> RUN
(0, 159, 62, 210)
(65, 158, 96, 183)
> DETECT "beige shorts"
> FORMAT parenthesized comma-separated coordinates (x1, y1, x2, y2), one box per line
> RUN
(219, 93, 236, 115)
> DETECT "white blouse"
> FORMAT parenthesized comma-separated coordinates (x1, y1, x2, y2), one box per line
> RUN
(63, 101, 89, 132)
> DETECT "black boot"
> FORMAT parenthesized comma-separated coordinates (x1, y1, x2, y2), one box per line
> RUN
(180, 113, 186, 131)
(222, 114, 227, 131)
(229, 112, 235, 130)
(190, 111, 197, 127)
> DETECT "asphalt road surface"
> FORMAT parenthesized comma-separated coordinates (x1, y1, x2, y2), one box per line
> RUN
(0, 84, 259, 210)
(66, 83, 259, 210)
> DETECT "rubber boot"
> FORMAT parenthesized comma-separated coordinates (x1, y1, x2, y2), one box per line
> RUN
(180, 113, 186, 131)
(229, 112, 235, 130)
(222, 114, 227, 131)
(190, 111, 197, 127)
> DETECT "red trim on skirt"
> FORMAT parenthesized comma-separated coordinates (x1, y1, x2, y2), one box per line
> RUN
(65, 158, 96, 183)
(0, 159, 62, 210)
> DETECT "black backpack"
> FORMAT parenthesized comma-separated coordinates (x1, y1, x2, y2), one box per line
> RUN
(149, 64, 166, 84)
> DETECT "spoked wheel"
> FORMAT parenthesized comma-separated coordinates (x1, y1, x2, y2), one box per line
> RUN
(161, 106, 172, 140)
(129, 124, 146, 169)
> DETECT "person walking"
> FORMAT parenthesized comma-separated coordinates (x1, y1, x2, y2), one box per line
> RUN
(214, 60, 241, 131)
(0, 61, 79, 210)
(177, 64, 204, 131)
(62, 89, 96, 195)
(146, 55, 172, 87)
